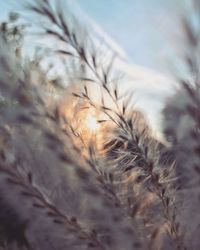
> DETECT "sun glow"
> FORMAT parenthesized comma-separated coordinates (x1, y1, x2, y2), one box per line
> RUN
(86, 113, 100, 132)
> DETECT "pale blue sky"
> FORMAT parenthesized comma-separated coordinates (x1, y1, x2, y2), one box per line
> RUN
(0, 0, 183, 73)
(76, 0, 182, 73)
(0, 0, 186, 136)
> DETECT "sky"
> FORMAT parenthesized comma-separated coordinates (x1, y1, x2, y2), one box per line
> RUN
(76, 0, 184, 73)
(0, 0, 184, 73)
(0, 0, 188, 137)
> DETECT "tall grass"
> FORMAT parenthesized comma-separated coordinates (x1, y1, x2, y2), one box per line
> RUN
(0, 0, 199, 249)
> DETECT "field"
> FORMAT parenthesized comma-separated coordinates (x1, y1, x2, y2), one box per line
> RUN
(0, 1, 200, 249)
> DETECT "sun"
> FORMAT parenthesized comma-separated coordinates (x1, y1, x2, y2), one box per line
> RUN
(86, 113, 100, 132)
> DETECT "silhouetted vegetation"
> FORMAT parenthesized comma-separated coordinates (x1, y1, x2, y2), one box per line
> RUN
(0, 0, 200, 249)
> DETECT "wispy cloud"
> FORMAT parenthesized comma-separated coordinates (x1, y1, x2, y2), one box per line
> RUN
(69, 0, 177, 135)
(67, 0, 128, 60)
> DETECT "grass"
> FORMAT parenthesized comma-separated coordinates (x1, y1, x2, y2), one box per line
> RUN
(0, 0, 200, 249)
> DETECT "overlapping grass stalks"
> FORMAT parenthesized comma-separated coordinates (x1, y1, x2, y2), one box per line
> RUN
(0, 0, 199, 249)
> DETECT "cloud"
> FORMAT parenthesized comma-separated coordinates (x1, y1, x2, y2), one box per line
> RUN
(69, 0, 177, 135)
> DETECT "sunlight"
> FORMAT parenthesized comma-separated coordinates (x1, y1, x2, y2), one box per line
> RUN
(86, 113, 100, 132)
